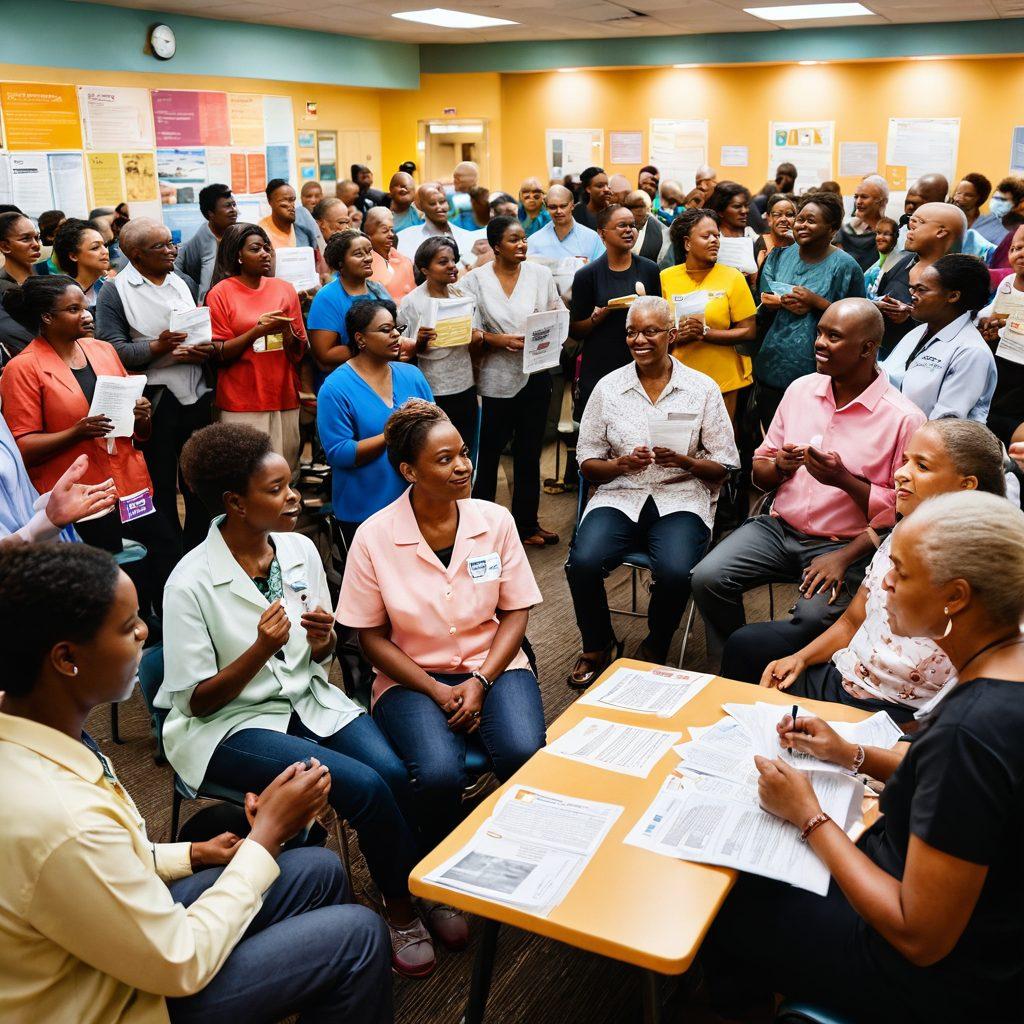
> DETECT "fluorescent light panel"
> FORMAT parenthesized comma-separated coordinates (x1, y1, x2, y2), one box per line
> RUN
(746, 3, 873, 20)
(392, 7, 517, 27)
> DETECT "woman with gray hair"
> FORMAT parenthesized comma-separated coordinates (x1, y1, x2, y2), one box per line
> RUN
(702, 487, 1024, 1022)
(836, 174, 890, 271)
(565, 295, 737, 686)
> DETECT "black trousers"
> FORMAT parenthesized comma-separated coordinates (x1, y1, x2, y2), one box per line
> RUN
(473, 373, 551, 537)
(141, 386, 213, 553)
(435, 385, 480, 465)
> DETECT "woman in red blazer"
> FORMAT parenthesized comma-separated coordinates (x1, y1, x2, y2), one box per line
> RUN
(1, 276, 179, 615)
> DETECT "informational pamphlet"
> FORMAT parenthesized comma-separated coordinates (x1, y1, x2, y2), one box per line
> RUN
(715, 235, 757, 275)
(648, 410, 698, 455)
(523, 308, 569, 374)
(544, 718, 681, 778)
(274, 246, 318, 293)
(577, 666, 714, 718)
(422, 295, 475, 349)
(168, 306, 212, 346)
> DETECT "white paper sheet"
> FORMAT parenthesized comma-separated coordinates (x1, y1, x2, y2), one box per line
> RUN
(78, 85, 155, 150)
(421, 295, 475, 348)
(0, 155, 13, 207)
(838, 141, 878, 178)
(523, 308, 569, 374)
(169, 306, 212, 346)
(674, 717, 761, 787)
(996, 318, 1024, 366)
(610, 131, 643, 165)
(424, 786, 622, 915)
(544, 718, 681, 778)
(577, 666, 714, 718)
(274, 246, 318, 292)
(886, 118, 960, 187)
(720, 146, 748, 168)
(716, 235, 757, 275)
(48, 152, 88, 218)
(648, 410, 697, 455)
(10, 153, 54, 218)
(671, 290, 708, 326)
(88, 375, 147, 437)
(546, 129, 603, 178)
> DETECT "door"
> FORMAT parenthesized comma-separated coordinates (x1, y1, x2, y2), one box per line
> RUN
(418, 120, 490, 186)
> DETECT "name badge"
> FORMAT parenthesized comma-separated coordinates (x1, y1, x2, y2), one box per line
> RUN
(118, 490, 155, 524)
(466, 552, 501, 583)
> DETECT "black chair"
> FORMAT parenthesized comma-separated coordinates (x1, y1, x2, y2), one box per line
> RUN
(109, 539, 149, 744)
(775, 1001, 853, 1024)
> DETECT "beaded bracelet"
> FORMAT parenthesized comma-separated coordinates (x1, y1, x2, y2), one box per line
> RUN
(850, 744, 866, 774)
(799, 811, 831, 843)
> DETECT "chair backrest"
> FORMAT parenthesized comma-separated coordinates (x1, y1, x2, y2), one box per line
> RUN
(135, 644, 164, 713)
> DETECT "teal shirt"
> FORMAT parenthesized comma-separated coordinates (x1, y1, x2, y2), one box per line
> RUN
(520, 207, 551, 236)
(755, 245, 866, 391)
(391, 206, 423, 233)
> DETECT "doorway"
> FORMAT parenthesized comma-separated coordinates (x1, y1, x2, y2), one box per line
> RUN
(418, 120, 491, 186)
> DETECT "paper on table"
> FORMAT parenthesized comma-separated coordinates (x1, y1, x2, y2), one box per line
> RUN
(577, 666, 714, 718)
(648, 410, 697, 455)
(423, 786, 622, 915)
(716, 235, 757, 275)
(523, 308, 569, 375)
(671, 290, 708, 326)
(169, 306, 212, 346)
(274, 246, 318, 293)
(422, 296, 475, 349)
(88, 375, 147, 437)
(996, 318, 1024, 366)
(544, 718, 682, 778)
(674, 717, 760, 787)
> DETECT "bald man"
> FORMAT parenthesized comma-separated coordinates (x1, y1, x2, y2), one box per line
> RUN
(692, 295, 926, 674)
(527, 183, 603, 269)
(519, 177, 549, 236)
(388, 171, 423, 232)
(395, 182, 483, 267)
(607, 174, 632, 206)
(695, 165, 717, 198)
(875, 201, 966, 356)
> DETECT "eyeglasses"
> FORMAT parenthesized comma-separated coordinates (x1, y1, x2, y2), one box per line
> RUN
(148, 241, 178, 252)
(625, 327, 669, 340)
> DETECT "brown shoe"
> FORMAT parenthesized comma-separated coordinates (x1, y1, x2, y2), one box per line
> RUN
(567, 638, 624, 690)
(422, 901, 470, 951)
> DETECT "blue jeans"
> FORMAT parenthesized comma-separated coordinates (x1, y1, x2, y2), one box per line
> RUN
(372, 669, 546, 848)
(206, 713, 417, 899)
(167, 847, 392, 1024)
(565, 497, 710, 660)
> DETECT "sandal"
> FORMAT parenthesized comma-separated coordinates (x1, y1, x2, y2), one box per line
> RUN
(421, 900, 470, 951)
(388, 916, 436, 978)
(567, 638, 624, 690)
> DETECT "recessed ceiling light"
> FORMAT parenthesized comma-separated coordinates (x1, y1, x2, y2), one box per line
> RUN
(911, 54, 943, 60)
(557, 67, 579, 73)
(392, 7, 517, 27)
(798, 59, 821, 65)
(746, 3, 873, 20)
(673, 63, 699, 68)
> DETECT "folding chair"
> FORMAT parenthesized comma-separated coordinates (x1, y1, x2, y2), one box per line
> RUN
(110, 539, 148, 745)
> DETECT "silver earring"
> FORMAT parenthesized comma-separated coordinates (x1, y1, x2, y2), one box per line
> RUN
(70, 666, 78, 676)
(941, 606, 953, 639)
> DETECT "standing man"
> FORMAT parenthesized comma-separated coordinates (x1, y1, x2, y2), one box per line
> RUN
(312, 197, 351, 242)
(174, 182, 237, 301)
(573, 167, 611, 229)
(395, 183, 484, 268)
(351, 164, 387, 208)
(695, 166, 717, 199)
(387, 171, 422, 232)
(608, 175, 632, 207)
(638, 165, 660, 206)
(835, 175, 890, 271)
(519, 177, 550, 236)
(95, 218, 215, 552)
(624, 190, 665, 263)
(528, 184, 603, 293)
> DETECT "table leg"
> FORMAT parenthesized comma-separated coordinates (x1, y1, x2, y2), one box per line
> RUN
(641, 969, 662, 1024)
(463, 919, 500, 1024)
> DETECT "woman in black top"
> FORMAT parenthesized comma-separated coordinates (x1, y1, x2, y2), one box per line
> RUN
(702, 489, 1024, 1022)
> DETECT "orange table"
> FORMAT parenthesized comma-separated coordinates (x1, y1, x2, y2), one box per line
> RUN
(410, 659, 874, 1022)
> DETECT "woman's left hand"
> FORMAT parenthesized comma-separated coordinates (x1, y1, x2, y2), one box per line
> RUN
(300, 607, 335, 645)
(133, 396, 152, 425)
(446, 678, 485, 733)
(754, 755, 820, 827)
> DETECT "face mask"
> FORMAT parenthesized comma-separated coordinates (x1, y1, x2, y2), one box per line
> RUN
(989, 196, 1013, 219)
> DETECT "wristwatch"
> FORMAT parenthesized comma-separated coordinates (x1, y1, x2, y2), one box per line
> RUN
(703, 322, 711, 336)
(470, 670, 493, 695)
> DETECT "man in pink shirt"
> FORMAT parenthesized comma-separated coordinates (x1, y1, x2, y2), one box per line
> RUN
(691, 297, 926, 673)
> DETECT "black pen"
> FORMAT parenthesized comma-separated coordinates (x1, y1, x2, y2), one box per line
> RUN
(790, 704, 799, 751)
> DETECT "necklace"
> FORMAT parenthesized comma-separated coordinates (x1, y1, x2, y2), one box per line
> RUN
(958, 634, 1024, 676)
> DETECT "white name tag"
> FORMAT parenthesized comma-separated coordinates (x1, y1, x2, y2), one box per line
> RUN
(466, 552, 501, 583)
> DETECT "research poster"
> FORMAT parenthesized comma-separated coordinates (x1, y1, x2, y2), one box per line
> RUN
(78, 86, 156, 151)
(229, 93, 266, 148)
(885, 118, 959, 189)
(546, 129, 603, 178)
(768, 121, 834, 190)
(1, 83, 82, 150)
(649, 119, 708, 190)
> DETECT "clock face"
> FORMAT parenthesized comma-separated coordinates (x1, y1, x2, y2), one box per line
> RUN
(150, 24, 176, 60)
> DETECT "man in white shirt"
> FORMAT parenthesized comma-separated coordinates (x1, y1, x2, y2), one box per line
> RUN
(396, 183, 484, 269)
(95, 218, 215, 551)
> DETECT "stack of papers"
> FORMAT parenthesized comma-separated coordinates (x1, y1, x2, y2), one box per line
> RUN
(543, 717, 681, 778)
(625, 702, 902, 894)
(577, 665, 714, 718)
(424, 786, 622, 916)
(523, 308, 570, 374)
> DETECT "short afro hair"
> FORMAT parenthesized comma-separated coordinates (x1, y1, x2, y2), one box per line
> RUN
(180, 422, 274, 513)
(931, 253, 993, 313)
(0, 544, 120, 696)
(383, 399, 452, 474)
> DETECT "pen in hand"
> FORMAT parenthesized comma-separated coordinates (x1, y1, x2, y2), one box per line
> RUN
(789, 704, 799, 751)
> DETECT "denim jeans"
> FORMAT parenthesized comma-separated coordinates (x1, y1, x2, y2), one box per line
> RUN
(565, 497, 711, 661)
(372, 669, 546, 848)
(167, 847, 392, 1024)
(205, 713, 418, 899)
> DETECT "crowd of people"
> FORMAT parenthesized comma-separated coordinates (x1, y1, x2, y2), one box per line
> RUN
(1, 153, 1023, 1024)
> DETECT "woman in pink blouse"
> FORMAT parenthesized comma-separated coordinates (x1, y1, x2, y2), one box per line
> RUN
(759, 419, 1008, 722)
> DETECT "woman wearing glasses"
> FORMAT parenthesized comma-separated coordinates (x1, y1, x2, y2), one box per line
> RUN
(565, 296, 737, 687)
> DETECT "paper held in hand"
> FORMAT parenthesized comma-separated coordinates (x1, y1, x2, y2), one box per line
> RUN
(88, 375, 147, 437)
(648, 410, 698, 455)
(422, 296, 475, 349)
(577, 665, 714, 717)
(168, 306, 212, 346)
(523, 308, 570, 374)
(672, 291, 708, 327)
(423, 786, 622, 916)
(993, 287, 1024, 317)
(274, 246, 318, 293)
(716, 235, 757, 276)
(996, 317, 1024, 366)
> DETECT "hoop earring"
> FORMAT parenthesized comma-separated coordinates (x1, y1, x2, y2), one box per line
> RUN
(941, 606, 953, 639)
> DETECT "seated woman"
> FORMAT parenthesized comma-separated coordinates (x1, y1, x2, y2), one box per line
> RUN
(156, 422, 438, 978)
(703, 489, 1024, 1023)
(337, 399, 545, 881)
(317, 299, 433, 544)
(0, 276, 177, 617)
(0, 543, 390, 1024)
(307, 230, 392, 379)
(660, 208, 756, 421)
(882, 254, 997, 423)
(565, 296, 738, 687)
(52, 217, 112, 310)
(205, 224, 308, 471)
(757, 419, 1006, 723)
(399, 236, 482, 458)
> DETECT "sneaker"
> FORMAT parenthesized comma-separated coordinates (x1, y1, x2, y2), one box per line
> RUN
(422, 901, 470, 951)
(388, 916, 436, 978)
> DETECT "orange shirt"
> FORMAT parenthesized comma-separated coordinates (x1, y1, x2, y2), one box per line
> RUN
(0, 338, 152, 497)
(206, 276, 308, 413)
(370, 248, 416, 302)
(258, 216, 296, 250)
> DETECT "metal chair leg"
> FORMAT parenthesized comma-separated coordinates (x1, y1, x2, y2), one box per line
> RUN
(676, 601, 697, 669)
(631, 565, 638, 613)
(769, 582, 776, 620)
(110, 702, 123, 744)
(170, 783, 182, 842)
